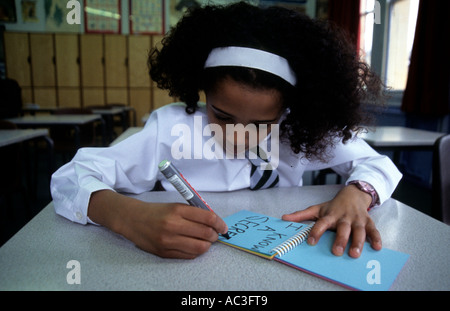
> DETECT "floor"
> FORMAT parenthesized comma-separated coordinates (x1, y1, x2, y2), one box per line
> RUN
(0, 153, 435, 247)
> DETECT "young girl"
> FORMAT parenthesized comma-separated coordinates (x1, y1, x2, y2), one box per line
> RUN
(51, 2, 401, 260)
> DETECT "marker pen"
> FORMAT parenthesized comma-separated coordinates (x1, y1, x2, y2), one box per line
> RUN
(158, 160, 230, 239)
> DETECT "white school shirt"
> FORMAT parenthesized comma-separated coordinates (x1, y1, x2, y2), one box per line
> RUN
(50, 102, 402, 225)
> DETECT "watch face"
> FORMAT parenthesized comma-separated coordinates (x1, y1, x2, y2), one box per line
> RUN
(361, 183, 370, 192)
(359, 181, 373, 192)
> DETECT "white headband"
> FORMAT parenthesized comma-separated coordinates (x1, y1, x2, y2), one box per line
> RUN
(204, 46, 297, 86)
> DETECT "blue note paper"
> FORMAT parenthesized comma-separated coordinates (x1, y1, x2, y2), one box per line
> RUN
(218, 210, 410, 291)
(219, 210, 311, 258)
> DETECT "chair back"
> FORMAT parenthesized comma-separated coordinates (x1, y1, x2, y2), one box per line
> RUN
(0, 119, 18, 129)
(0, 78, 22, 119)
(432, 134, 450, 225)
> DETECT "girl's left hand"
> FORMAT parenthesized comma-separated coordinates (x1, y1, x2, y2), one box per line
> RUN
(282, 185, 382, 258)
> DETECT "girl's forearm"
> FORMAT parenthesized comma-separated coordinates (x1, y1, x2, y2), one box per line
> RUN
(88, 189, 143, 235)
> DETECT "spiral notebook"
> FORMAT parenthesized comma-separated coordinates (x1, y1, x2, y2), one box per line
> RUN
(218, 210, 409, 291)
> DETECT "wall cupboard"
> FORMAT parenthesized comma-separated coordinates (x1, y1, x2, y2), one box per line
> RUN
(3, 32, 177, 124)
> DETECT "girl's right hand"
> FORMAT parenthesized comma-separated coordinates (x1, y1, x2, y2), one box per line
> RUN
(88, 190, 228, 259)
(120, 202, 229, 259)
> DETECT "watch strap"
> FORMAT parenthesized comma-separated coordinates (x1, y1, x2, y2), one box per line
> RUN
(348, 180, 380, 210)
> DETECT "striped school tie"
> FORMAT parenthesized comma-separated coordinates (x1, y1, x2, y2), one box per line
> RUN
(247, 146, 279, 190)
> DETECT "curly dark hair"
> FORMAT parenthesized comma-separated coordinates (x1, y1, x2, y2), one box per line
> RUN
(148, 2, 383, 161)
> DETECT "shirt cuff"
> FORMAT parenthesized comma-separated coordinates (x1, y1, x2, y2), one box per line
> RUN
(73, 177, 115, 225)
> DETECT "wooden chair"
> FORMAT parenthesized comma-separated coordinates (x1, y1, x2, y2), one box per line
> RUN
(106, 103, 137, 127)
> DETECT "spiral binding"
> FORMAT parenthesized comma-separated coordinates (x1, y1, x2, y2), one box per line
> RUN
(271, 224, 313, 257)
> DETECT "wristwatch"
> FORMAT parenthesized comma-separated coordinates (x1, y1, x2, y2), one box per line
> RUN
(348, 180, 380, 210)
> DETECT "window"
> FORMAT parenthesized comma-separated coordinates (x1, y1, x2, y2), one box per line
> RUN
(359, 0, 420, 92)
(359, 0, 376, 67)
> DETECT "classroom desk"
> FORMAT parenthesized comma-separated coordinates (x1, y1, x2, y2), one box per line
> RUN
(313, 126, 446, 183)
(0, 129, 50, 148)
(0, 129, 54, 172)
(89, 107, 127, 143)
(359, 126, 445, 149)
(6, 114, 106, 148)
(0, 129, 54, 196)
(21, 107, 129, 144)
(22, 106, 136, 127)
(7, 114, 103, 127)
(0, 185, 449, 291)
(0, 129, 54, 171)
(124, 106, 137, 127)
(93, 106, 137, 128)
(359, 126, 446, 163)
(21, 107, 56, 115)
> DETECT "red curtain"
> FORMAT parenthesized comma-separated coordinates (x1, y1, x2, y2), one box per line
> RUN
(401, 0, 450, 116)
(328, 0, 361, 51)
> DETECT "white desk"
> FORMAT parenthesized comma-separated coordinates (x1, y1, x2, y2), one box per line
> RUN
(90, 107, 124, 115)
(0, 128, 54, 171)
(7, 114, 106, 148)
(360, 126, 446, 166)
(0, 129, 50, 148)
(22, 105, 136, 127)
(359, 126, 445, 149)
(7, 114, 102, 126)
(0, 128, 54, 206)
(88, 108, 127, 143)
(86, 107, 137, 139)
(0, 185, 449, 291)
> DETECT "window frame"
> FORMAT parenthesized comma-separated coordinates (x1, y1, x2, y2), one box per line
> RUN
(360, 0, 419, 106)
